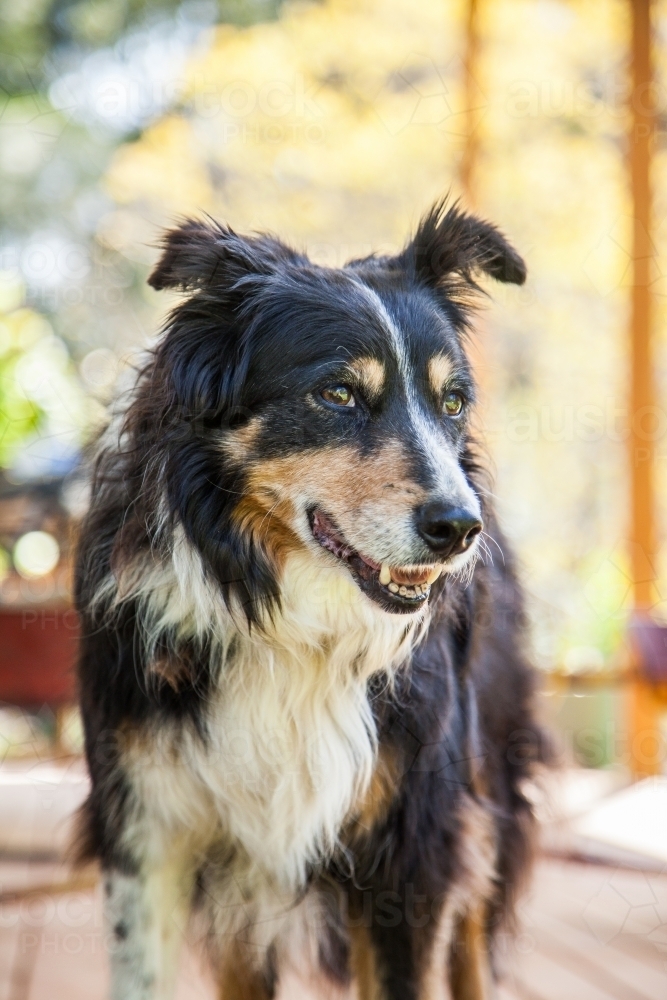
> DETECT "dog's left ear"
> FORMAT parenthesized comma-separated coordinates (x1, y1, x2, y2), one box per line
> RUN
(402, 200, 526, 290)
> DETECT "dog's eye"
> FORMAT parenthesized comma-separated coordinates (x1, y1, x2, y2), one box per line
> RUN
(320, 385, 356, 408)
(443, 391, 464, 417)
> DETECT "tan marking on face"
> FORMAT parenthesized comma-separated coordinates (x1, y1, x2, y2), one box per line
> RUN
(235, 440, 427, 561)
(232, 492, 304, 570)
(222, 417, 307, 567)
(428, 354, 453, 397)
(347, 356, 385, 400)
(218, 415, 262, 464)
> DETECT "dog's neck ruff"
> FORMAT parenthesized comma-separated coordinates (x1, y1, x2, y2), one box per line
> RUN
(103, 528, 428, 889)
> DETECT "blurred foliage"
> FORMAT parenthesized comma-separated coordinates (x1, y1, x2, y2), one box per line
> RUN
(2, 0, 667, 671)
(0, 0, 282, 92)
(0, 272, 86, 473)
(0, 338, 44, 468)
(0, 0, 285, 478)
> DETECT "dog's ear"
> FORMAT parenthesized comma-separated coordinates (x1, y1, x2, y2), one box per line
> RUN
(402, 200, 526, 290)
(148, 218, 299, 292)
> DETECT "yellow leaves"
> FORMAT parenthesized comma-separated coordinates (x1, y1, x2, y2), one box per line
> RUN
(105, 117, 213, 216)
(103, 0, 462, 250)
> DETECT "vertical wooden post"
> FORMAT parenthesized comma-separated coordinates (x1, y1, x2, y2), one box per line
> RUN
(460, 0, 491, 407)
(629, 0, 656, 611)
(460, 0, 480, 203)
(628, 0, 661, 777)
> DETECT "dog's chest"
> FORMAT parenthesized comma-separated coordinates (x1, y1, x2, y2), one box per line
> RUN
(128, 552, 417, 889)
(204, 659, 376, 883)
(133, 640, 378, 890)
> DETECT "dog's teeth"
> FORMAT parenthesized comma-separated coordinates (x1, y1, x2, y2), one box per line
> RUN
(388, 583, 399, 593)
(399, 586, 408, 596)
(379, 563, 391, 586)
(425, 566, 442, 584)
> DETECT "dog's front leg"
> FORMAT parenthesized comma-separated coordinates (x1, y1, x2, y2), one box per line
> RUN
(104, 857, 192, 1000)
(348, 893, 493, 1000)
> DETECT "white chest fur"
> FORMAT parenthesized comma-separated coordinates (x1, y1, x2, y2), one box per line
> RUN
(122, 550, 425, 892)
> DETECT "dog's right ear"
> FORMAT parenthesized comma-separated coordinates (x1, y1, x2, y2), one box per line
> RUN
(148, 218, 299, 293)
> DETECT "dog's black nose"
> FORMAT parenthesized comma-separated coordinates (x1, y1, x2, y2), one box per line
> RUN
(415, 502, 482, 557)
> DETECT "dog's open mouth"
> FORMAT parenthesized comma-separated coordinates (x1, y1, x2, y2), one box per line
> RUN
(309, 508, 441, 614)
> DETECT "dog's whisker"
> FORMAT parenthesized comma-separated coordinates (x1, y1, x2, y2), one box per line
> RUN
(481, 531, 505, 565)
(204, 478, 245, 495)
(477, 536, 493, 566)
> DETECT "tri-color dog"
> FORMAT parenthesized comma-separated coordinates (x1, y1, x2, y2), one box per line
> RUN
(75, 201, 547, 999)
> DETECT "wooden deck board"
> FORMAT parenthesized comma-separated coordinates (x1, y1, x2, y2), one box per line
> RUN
(514, 859, 667, 1000)
(0, 858, 665, 999)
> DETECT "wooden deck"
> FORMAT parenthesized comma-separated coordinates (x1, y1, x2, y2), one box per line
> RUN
(1, 856, 665, 1000)
(499, 859, 667, 1000)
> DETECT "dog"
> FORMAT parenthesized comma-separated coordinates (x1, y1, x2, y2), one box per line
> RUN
(74, 200, 548, 1000)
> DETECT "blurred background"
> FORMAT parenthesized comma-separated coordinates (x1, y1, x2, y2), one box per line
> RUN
(0, 1, 667, 998)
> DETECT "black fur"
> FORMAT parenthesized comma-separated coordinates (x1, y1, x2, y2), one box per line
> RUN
(75, 198, 548, 999)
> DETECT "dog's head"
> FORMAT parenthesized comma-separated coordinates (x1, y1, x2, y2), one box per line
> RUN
(138, 201, 525, 622)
